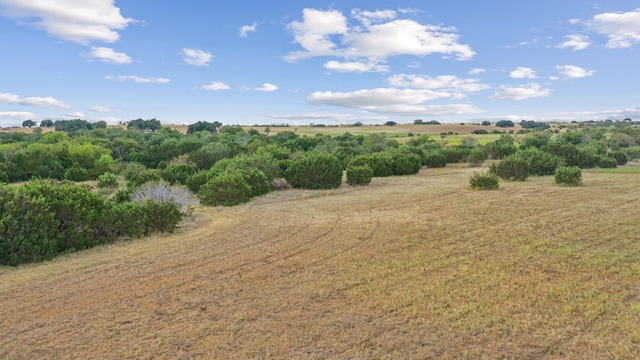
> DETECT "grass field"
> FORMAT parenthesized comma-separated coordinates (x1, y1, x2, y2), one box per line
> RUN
(2, 164, 640, 359)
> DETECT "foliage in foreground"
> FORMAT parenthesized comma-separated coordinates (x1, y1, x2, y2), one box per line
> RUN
(0, 180, 183, 266)
(469, 171, 499, 190)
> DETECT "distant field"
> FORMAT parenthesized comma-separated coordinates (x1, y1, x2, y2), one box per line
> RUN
(2, 164, 639, 359)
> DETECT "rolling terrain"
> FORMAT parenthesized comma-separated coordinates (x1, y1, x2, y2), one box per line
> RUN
(2, 164, 640, 359)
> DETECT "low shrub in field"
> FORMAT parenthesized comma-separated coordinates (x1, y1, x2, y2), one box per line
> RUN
(185, 170, 209, 194)
(624, 147, 640, 161)
(238, 168, 270, 197)
(97, 172, 119, 189)
(131, 182, 196, 214)
(516, 148, 565, 176)
(127, 169, 161, 189)
(555, 166, 582, 186)
(347, 165, 373, 186)
(285, 152, 343, 189)
(489, 156, 529, 181)
(348, 152, 393, 177)
(64, 163, 89, 182)
(609, 151, 628, 166)
(391, 152, 422, 175)
(467, 147, 487, 167)
(197, 172, 252, 206)
(596, 156, 618, 169)
(441, 146, 471, 163)
(469, 171, 499, 190)
(162, 163, 195, 185)
(423, 151, 447, 168)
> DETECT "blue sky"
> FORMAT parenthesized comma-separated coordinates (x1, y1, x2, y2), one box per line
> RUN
(0, 1, 639, 126)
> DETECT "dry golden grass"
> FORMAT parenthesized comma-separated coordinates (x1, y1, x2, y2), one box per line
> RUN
(2, 165, 640, 359)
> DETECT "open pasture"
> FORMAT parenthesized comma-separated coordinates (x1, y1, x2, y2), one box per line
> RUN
(1, 165, 639, 359)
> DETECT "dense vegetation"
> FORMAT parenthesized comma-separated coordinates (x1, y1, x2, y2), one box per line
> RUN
(1, 119, 639, 265)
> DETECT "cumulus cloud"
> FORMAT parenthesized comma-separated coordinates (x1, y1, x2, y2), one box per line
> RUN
(489, 83, 551, 101)
(89, 105, 112, 112)
(0, 92, 70, 108)
(248, 83, 278, 92)
(308, 87, 482, 116)
(267, 112, 388, 123)
(182, 48, 213, 66)
(387, 74, 490, 95)
(0, 111, 37, 121)
(88, 46, 132, 64)
(556, 34, 591, 50)
(590, 8, 640, 48)
(509, 67, 538, 79)
(105, 75, 171, 83)
(0, 0, 133, 44)
(239, 22, 257, 37)
(285, 8, 475, 69)
(555, 65, 595, 78)
(202, 82, 230, 91)
(324, 60, 389, 73)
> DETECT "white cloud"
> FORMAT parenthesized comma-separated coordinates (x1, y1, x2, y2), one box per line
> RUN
(67, 111, 85, 118)
(88, 46, 132, 64)
(568, 19, 581, 25)
(182, 48, 213, 66)
(387, 74, 490, 95)
(557, 35, 591, 50)
(239, 22, 257, 37)
(0, 92, 70, 108)
(0, 111, 37, 121)
(489, 83, 551, 100)
(307, 87, 482, 116)
(285, 8, 475, 63)
(590, 8, 640, 48)
(556, 65, 595, 78)
(509, 67, 538, 79)
(202, 82, 230, 91)
(89, 105, 112, 112)
(105, 75, 171, 83)
(250, 83, 278, 92)
(324, 60, 389, 73)
(267, 112, 388, 123)
(469, 68, 486, 75)
(0, 0, 133, 44)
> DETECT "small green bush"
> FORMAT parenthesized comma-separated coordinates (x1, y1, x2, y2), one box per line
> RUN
(97, 172, 119, 189)
(64, 163, 89, 182)
(515, 148, 565, 176)
(467, 147, 487, 167)
(391, 152, 422, 175)
(489, 156, 529, 181)
(185, 170, 209, 194)
(238, 169, 270, 197)
(0, 170, 8, 184)
(555, 166, 582, 186)
(596, 156, 618, 168)
(469, 171, 499, 190)
(423, 151, 447, 168)
(198, 172, 252, 206)
(346, 165, 373, 186)
(127, 169, 161, 189)
(609, 151, 628, 166)
(285, 152, 343, 189)
(162, 163, 195, 185)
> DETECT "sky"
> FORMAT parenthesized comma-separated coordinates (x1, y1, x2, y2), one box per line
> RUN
(0, 1, 639, 127)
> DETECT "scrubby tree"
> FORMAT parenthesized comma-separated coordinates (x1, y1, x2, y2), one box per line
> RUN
(39, 119, 54, 127)
(22, 120, 36, 128)
(285, 152, 343, 189)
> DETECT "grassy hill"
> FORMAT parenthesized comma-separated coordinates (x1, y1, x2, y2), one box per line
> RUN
(2, 164, 639, 359)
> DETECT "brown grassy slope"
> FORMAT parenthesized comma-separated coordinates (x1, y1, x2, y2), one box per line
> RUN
(1, 166, 640, 359)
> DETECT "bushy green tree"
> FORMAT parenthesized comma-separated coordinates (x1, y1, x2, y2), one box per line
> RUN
(64, 162, 89, 182)
(198, 172, 252, 206)
(489, 156, 529, 181)
(467, 147, 487, 167)
(555, 166, 582, 186)
(285, 152, 343, 189)
(423, 151, 447, 168)
(469, 171, 499, 190)
(162, 163, 196, 185)
(346, 165, 373, 186)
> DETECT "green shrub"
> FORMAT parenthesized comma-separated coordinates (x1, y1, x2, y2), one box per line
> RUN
(285, 152, 343, 189)
(515, 148, 565, 176)
(185, 170, 209, 194)
(423, 151, 447, 168)
(127, 169, 161, 189)
(441, 147, 470, 163)
(609, 151, 629, 166)
(467, 147, 487, 167)
(238, 169, 270, 197)
(0, 170, 8, 184)
(64, 163, 89, 182)
(162, 163, 195, 185)
(596, 156, 618, 168)
(391, 152, 422, 175)
(97, 172, 119, 189)
(623, 147, 640, 161)
(489, 156, 529, 181)
(346, 165, 373, 186)
(141, 199, 183, 233)
(469, 171, 499, 190)
(198, 172, 252, 206)
(555, 166, 582, 186)
(121, 162, 148, 180)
